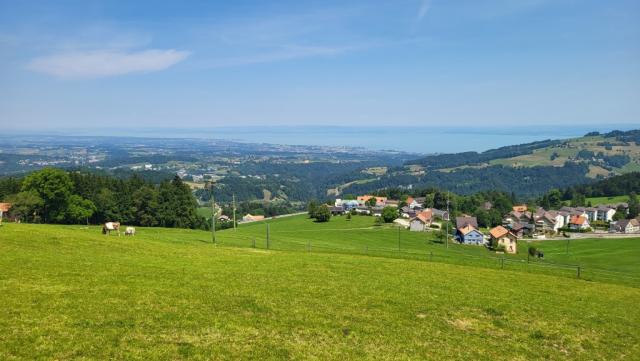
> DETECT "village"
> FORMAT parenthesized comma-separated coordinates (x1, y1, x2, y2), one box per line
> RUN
(327, 195, 638, 254)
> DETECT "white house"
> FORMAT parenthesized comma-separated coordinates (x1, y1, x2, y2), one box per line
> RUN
(609, 219, 640, 234)
(569, 215, 590, 231)
(409, 211, 433, 232)
(596, 206, 616, 222)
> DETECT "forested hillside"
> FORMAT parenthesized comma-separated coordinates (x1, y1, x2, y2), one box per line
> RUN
(335, 129, 639, 198)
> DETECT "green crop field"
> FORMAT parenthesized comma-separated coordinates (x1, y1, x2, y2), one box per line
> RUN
(2, 219, 640, 359)
(585, 195, 629, 206)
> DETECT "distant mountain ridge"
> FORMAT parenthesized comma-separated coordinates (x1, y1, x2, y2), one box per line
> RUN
(337, 130, 640, 198)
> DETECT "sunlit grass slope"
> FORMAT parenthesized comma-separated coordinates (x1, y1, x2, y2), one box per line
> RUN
(1, 222, 640, 360)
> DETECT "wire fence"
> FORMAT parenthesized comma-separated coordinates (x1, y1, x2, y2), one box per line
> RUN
(211, 228, 640, 288)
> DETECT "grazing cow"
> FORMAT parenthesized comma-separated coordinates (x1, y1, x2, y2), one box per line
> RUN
(125, 227, 136, 236)
(102, 222, 121, 236)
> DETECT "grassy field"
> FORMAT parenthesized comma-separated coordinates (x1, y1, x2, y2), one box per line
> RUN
(196, 206, 212, 219)
(213, 215, 640, 286)
(585, 195, 629, 206)
(1, 222, 639, 360)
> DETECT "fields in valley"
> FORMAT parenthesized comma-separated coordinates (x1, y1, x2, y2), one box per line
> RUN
(584, 195, 629, 206)
(2, 217, 640, 359)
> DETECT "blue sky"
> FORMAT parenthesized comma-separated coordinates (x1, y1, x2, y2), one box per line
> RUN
(1, 0, 639, 130)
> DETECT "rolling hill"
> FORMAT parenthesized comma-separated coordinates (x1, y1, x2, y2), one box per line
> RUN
(341, 130, 640, 198)
(2, 218, 640, 359)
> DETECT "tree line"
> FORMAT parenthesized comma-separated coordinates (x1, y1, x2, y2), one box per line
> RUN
(0, 168, 209, 229)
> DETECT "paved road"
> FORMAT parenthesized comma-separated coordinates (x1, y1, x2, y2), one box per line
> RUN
(528, 232, 640, 241)
(238, 212, 307, 224)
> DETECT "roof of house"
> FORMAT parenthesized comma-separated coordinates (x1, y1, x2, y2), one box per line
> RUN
(489, 226, 509, 239)
(615, 219, 640, 228)
(458, 224, 481, 236)
(415, 210, 433, 223)
(432, 209, 448, 216)
(570, 215, 588, 225)
(512, 204, 528, 212)
(406, 197, 415, 204)
(456, 216, 478, 229)
(357, 195, 387, 203)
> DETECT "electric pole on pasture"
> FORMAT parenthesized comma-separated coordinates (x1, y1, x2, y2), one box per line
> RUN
(233, 193, 237, 231)
(210, 184, 216, 244)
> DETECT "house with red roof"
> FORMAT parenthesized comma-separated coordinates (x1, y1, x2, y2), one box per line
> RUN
(489, 226, 518, 254)
(569, 215, 590, 231)
(409, 210, 433, 232)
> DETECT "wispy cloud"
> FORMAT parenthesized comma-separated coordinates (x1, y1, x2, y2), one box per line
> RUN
(205, 44, 363, 68)
(417, 0, 432, 21)
(27, 49, 190, 79)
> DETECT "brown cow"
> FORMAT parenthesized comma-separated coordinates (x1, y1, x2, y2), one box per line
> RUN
(102, 222, 121, 236)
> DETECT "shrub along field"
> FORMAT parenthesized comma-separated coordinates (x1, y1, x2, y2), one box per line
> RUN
(1, 219, 640, 359)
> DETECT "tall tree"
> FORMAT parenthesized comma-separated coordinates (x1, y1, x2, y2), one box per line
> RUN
(21, 168, 73, 223)
(66, 195, 96, 224)
(7, 190, 43, 223)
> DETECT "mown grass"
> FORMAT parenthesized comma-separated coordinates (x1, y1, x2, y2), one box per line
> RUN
(1, 222, 639, 360)
(212, 215, 640, 286)
(585, 195, 629, 206)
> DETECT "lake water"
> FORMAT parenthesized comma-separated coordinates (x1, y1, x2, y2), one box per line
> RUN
(123, 125, 631, 154)
(9, 125, 635, 155)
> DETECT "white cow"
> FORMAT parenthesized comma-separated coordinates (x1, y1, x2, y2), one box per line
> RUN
(125, 227, 136, 236)
(102, 222, 121, 236)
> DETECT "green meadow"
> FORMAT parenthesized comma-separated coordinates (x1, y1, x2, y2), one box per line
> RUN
(1, 217, 640, 360)
(585, 195, 629, 206)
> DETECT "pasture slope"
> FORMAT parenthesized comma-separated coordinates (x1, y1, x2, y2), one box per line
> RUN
(1, 220, 639, 360)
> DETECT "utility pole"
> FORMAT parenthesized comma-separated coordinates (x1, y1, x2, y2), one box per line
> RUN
(446, 191, 450, 249)
(211, 185, 216, 244)
(232, 193, 237, 231)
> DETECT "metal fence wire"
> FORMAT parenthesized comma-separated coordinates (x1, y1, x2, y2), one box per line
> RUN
(211, 226, 640, 288)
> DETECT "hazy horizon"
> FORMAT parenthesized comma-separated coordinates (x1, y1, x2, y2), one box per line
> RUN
(3, 124, 637, 154)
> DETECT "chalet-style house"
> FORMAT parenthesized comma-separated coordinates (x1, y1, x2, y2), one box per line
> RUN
(406, 197, 424, 209)
(609, 219, 640, 234)
(456, 216, 478, 229)
(409, 210, 433, 232)
(457, 224, 485, 245)
(455, 216, 485, 245)
(489, 226, 518, 254)
(569, 215, 590, 230)
(400, 206, 417, 219)
(503, 207, 566, 236)
(431, 208, 450, 221)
